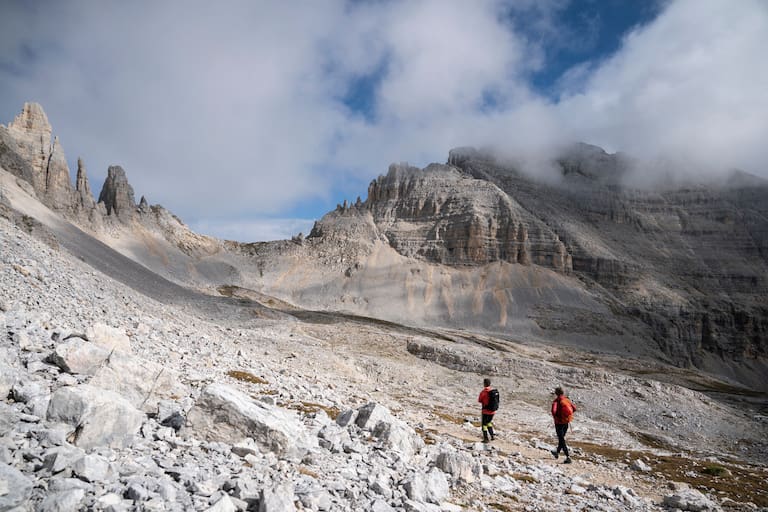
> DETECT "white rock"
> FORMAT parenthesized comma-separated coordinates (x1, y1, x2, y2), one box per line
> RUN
(46, 384, 145, 450)
(38, 488, 86, 512)
(206, 494, 237, 512)
(89, 350, 188, 413)
(48, 338, 111, 375)
(371, 418, 424, 459)
(0, 462, 33, 510)
(435, 450, 478, 483)
(663, 488, 720, 511)
(403, 468, 450, 504)
(186, 383, 315, 461)
(72, 454, 113, 482)
(86, 322, 131, 353)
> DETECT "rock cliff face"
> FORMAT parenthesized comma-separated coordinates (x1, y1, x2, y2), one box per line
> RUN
(4, 102, 74, 210)
(416, 146, 767, 378)
(362, 163, 571, 272)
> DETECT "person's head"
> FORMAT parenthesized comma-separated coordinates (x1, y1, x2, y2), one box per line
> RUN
(483, 378, 491, 387)
(554, 386, 564, 396)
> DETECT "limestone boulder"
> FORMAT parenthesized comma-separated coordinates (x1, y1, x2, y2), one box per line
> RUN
(436, 450, 479, 483)
(663, 487, 720, 511)
(0, 462, 34, 510)
(46, 384, 145, 450)
(402, 467, 450, 504)
(48, 338, 111, 375)
(186, 383, 315, 461)
(85, 323, 131, 353)
(88, 350, 188, 412)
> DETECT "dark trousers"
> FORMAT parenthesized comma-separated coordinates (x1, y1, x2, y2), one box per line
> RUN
(555, 423, 569, 456)
(482, 413, 495, 440)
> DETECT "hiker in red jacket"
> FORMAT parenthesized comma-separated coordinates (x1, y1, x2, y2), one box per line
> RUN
(550, 386, 575, 463)
(478, 378, 498, 442)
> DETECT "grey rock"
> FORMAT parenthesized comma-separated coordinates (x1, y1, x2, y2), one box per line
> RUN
(42, 445, 85, 473)
(355, 403, 394, 430)
(630, 458, 651, 472)
(0, 362, 17, 399)
(125, 482, 151, 501)
(371, 418, 424, 459)
(0, 462, 33, 510)
(0, 404, 19, 436)
(186, 383, 314, 461)
(259, 484, 296, 512)
(335, 409, 357, 427)
(230, 476, 261, 500)
(47, 477, 93, 492)
(11, 375, 46, 403)
(72, 454, 113, 482)
(38, 488, 86, 512)
(46, 384, 145, 450)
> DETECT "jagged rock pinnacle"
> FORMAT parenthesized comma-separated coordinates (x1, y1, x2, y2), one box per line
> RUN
(5, 102, 73, 207)
(75, 157, 96, 210)
(98, 165, 136, 222)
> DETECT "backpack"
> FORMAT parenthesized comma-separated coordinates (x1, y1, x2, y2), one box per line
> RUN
(555, 397, 574, 422)
(486, 389, 500, 412)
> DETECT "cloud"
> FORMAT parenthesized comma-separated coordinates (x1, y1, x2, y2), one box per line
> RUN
(1, 0, 766, 241)
(557, 0, 768, 177)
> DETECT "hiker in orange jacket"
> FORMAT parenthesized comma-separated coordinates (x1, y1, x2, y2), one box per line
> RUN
(550, 386, 576, 463)
(478, 378, 498, 442)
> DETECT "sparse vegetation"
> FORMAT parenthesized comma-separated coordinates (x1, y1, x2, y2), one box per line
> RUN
(227, 370, 269, 385)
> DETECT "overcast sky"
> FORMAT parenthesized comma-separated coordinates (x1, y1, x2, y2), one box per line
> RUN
(1, 0, 766, 241)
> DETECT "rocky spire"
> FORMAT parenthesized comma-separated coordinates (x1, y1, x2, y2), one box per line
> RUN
(5, 102, 73, 209)
(98, 165, 136, 222)
(74, 157, 96, 210)
(6, 102, 54, 194)
(138, 195, 151, 214)
(45, 135, 74, 210)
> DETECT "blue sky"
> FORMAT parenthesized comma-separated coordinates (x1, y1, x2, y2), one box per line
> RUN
(1, 0, 766, 241)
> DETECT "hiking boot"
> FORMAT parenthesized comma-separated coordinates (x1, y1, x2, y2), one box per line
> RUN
(564, 457, 572, 464)
(550, 449, 559, 459)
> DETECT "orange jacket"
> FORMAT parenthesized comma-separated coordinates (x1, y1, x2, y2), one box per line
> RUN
(552, 396, 575, 424)
(478, 386, 496, 415)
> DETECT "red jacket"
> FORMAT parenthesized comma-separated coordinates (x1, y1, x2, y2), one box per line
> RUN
(552, 396, 575, 424)
(478, 386, 495, 415)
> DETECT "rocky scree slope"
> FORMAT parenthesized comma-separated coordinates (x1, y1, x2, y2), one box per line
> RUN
(3, 102, 766, 393)
(3, 203, 767, 511)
